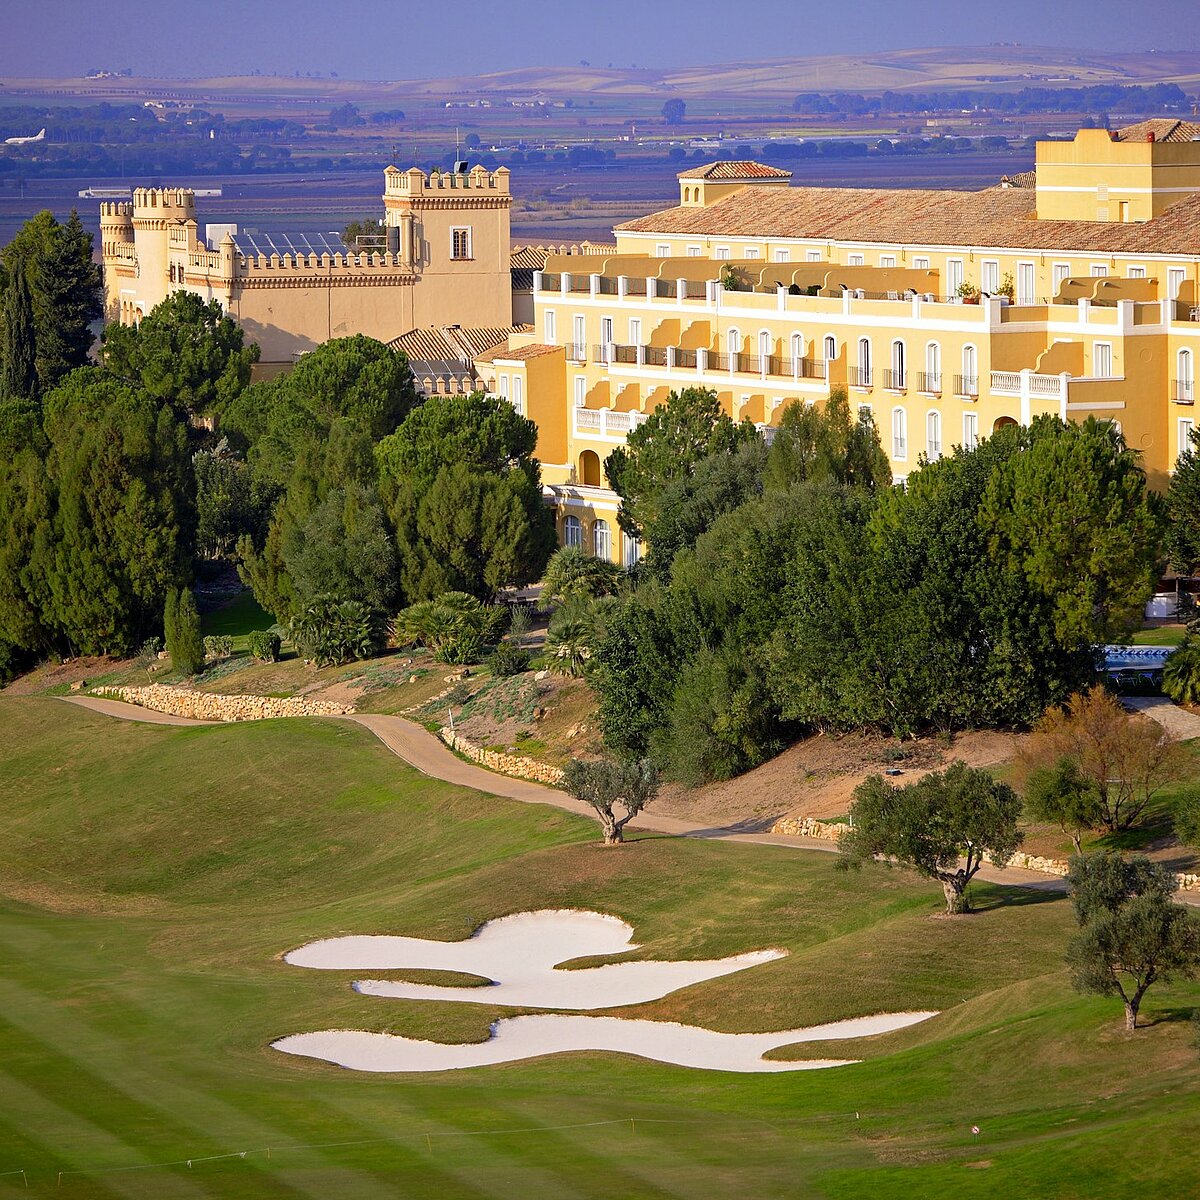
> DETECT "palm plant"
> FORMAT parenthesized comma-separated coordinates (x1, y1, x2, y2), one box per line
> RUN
(1163, 638, 1200, 707)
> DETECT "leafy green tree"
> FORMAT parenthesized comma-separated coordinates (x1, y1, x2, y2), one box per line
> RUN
(282, 481, 398, 612)
(193, 442, 274, 560)
(562, 756, 660, 844)
(1, 262, 38, 402)
(168, 587, 204, 675)
(539, 545, 623, 608)
(642, 439, 766, 580)
(1022, 756, 1103, 853)
(247, 629, 282, 662)
(764, 390, 891, 493)
(1165, 426, 1200, 573)
(661, 99, 687, 125)
(1163, 638, 1200, 707)
(33, 210, 103, 391)
(839, 762, 1024, 914)
(981, 417, 1162, 645)
(1066, 852, 1200, 1030)
(289, 596, 381, 667)
(101, 290, 259, 415)
(603, 387, 757, 539)
(377, 392, 555, 602)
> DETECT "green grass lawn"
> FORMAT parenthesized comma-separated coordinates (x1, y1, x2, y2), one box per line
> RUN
(199, 591, 274, 652)
(1131, 625, 1187, 647)
(2, 697, 1200, 1197)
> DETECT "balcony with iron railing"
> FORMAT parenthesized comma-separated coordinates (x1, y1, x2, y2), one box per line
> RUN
(917, 371, 942, 395)
(954, 373, 979, 398)
(882, 368, 907, 392)
(566, 342, 588, 363)
(1176, 379, 1196, 405)
(849, 365, 874, 389)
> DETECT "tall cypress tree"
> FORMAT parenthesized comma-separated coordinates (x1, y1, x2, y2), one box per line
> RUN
(0, 264, 38, 402)
(36, 210, 103, 392)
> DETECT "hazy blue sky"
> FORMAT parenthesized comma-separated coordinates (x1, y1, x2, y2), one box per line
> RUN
(4, 0, 1197, 79)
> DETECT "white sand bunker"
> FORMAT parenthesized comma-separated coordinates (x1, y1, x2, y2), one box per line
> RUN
(273, 1011, 939, 1074)
(284, 909, 786, 1009)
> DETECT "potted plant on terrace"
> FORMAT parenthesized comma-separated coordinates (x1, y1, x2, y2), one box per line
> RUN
(956, 280, 981, 305)
(996, 273, 1015, 302)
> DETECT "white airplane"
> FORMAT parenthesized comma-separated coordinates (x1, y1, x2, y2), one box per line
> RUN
(5, 128, 46, 146)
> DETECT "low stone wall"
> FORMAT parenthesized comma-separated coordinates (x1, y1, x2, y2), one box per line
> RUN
(91, 684, 353, 722)
(440, 728, 565, 787)
(1008, 851, 1069, 877)
(769, 815, 845, 841)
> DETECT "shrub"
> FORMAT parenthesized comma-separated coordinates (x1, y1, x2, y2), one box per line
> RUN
(490, 641, 531, 678)
(393, 592, 505, 664)
(165, 587, 204, 675)
(546, 595, 617, 678)
(247, 629, 282, 663)
(1164, 638, 1200, 707)
(289, 596, 382, 667)
(138, 636, 162, 661)
(203, 634, 234, 661)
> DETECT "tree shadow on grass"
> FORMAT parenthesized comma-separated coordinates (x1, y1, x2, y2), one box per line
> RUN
(967, 882, 1069, 912)
(1138, 1004, 1198, 1028)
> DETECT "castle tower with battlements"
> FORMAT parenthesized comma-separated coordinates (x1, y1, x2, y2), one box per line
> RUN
(101, 167, 514, 363)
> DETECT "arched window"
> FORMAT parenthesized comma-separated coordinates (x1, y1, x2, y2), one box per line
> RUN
(926, 410, 942, 460)
(960, 345, 978, 397)
(890, 339, 906, 390)
(924, 342, 941, 393)
(891, 407, 907, 459)
(726, 328, 741, 356)
(758, 330, 772, 368)
(823, 334, 836, 364)
(593, 519, 611, 561)
(856, 337, 872, 388)
(563, 515, 583, 548)
(578, 450, 601, 487)
(790, 333, 805, 375)
(1180, 348, 1195, 404)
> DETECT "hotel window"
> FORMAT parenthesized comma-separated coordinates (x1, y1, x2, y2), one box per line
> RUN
(512, 376, 524, 415)
(1179, 349, 1195, 404)
(450, 226, 472, 260)
(1093, 342, 1113, 378)
(1091, 263, 1109, 278)
(623, 533, 642, 568)
(924, 342, 941, 393)
(1179, 419, 1195, 462)
(727, 328, 742, 357)
(574, 376, 586, 407)
(716, 247, 731, 260)
(806, 249, 822, 262)
(593, 519, 612, 561)
(544, 309, 556, 344)
(947, 258, 964, 296)
(1052, 263, 1071, 298)
(790, 333, 805, 374)
(1017, 262, 1035, 305)
(655, 244, 671, 257)
(963, 412, 979, 451)
(498, 374, 509, 399)
(687, 245, 702, 257)
(981, 260, 1000, 294)
(880, 254, 896, 268)
(1127, 265, 1146, 279)
(823, 334, 837, 363)
(891, 407, 907, 459)
(890, 339, 906, 390)
(1118, 200, 1130, 223)
(960, 345, 978, 396)
(926, 410, 942, 460)
(743, 247, 761, 259)
(572, 314, 586, 361)
(563, 515, 583, 548)
(774, 249, 791, 263)
(856, 337, 872, 388)
(848, 253, 865, 267)
(912, 256, 930, 270)
(1169, 268, 1186, 300)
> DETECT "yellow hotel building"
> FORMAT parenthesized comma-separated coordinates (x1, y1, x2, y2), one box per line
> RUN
(473, 120, 1200, 568)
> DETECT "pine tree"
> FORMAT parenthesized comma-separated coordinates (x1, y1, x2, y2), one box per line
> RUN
(163, 587, 179, 665)
(1, 264, 38, 402)
(36, 210, 103, 392)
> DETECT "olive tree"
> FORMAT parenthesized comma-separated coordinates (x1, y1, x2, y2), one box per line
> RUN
(839, 761, 1023, 914)
(562, 757, 660, 845)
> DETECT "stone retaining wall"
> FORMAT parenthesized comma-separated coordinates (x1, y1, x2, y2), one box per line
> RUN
(440, 728, 566, 787)
(91, 684, 353, 722)
(769, 814, 1200, 891)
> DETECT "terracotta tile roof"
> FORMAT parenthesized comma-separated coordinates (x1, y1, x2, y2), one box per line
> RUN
(510, 245, 549, 270)
(388, 325, 531, 367)
(1000, 169, 1036, 189)
(1113, 119, 1200, 144)
(474, 342, 562, 364)
(676, 160, 793, 180)
(616, 183, 1200, 255)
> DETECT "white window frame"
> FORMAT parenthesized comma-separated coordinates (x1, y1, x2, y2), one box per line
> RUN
(623, 533, 642, 568)
(1053, 262, 1071, 297)
(947, 258, 964, 296)
(1169, 268, 1186, 300)
(924, 341, 941, 393)
(727, 328, 742, 356)
(512, 375, 523, 415)
(574, 375, 586, 407)
(743, 246, 761, 260)
(1179, 418, 1194, 463)
(774, 248, 791, 263)
(1127, 265, 1146, 279)
(926, 410, 942, 460)
(848, 252, 865, 267)
(571, 314, 586, 361)
(880, 254, 897, 268)
(856, 337, 872, 388)
(890, 339, 906, 390)
(628, 317, 641, 345)
(963, 411, 979, 451)
(716, 246, 731, 260)
(1179, 349, 1195, 404)
(1093, 342, 1113, 378)
(912, 255, 930, 270)
(544, 309, 556, 344)
(891, 406, 907, 460)
(1016, 261, 1036, 305)
(823, 334, 837, 364)
(450, 225, 473, 260)
(686, 245, 702, 257)
(655, 243, 671, 257)
(593, 518, 611, 561)
(806, 249, 822, 263)
(498, 373, 509, 399)
(981, 260, 1000, 294)
(790, 333, 805, 375)
(960, 344, 978, 397)
(1090, 263, 1109, 278)
(758, 329, 772, 365)
(563, 515, 583, 548)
